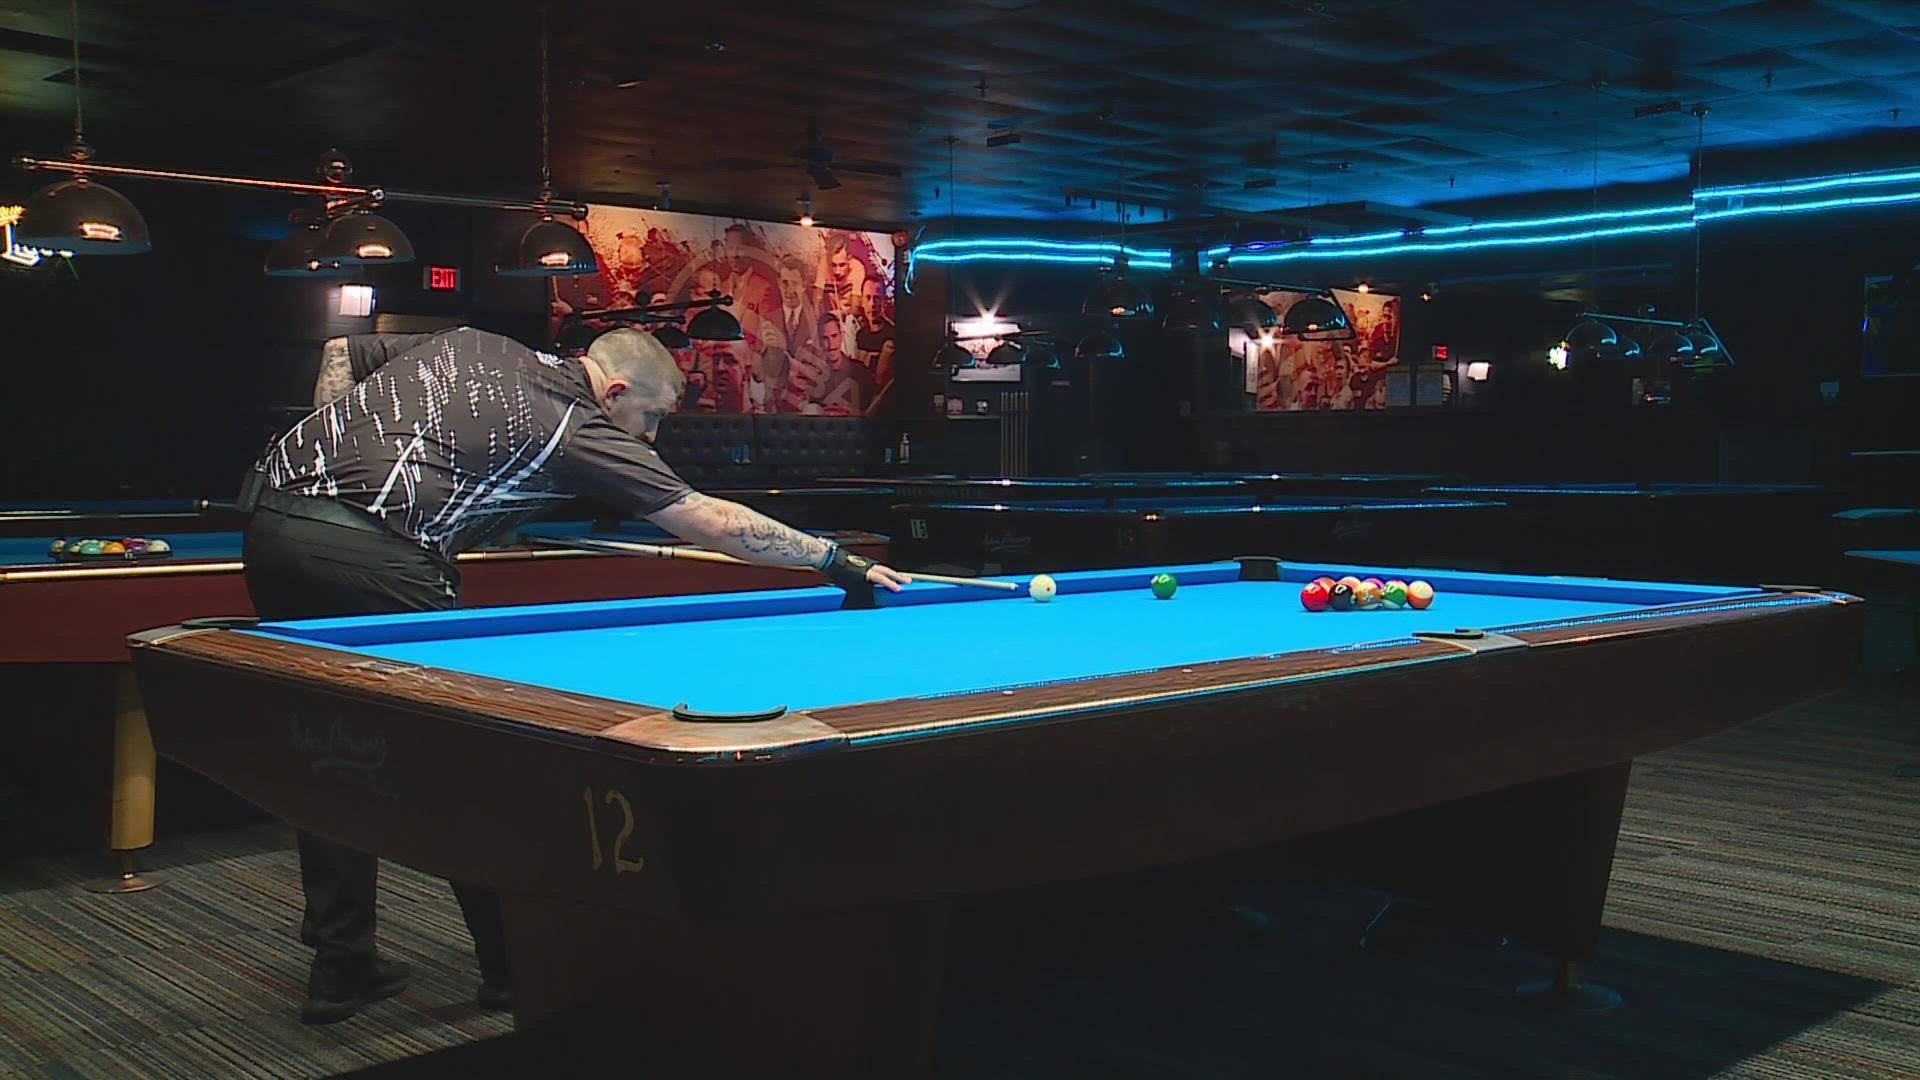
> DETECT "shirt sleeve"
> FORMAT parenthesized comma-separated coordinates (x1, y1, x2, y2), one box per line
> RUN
(550, 414, 694, 518)
(346, 332, 446, 381)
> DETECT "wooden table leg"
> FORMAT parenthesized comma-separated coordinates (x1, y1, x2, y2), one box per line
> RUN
(85, 667, 161, 894)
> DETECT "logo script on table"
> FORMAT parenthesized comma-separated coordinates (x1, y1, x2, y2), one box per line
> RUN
(981, 531, 1032, 555)
(289, 714, 391, 790)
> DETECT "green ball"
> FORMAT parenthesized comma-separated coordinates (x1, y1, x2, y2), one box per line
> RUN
(1150, 572, 1178, 599)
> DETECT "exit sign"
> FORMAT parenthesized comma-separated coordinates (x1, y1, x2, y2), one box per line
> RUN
(423, 265, 461, 292)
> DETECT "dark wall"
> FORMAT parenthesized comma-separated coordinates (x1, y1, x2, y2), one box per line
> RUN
(0, 184, 549, 500)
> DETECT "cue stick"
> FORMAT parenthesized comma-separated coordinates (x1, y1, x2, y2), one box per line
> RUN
(518, 533, 1024, 590)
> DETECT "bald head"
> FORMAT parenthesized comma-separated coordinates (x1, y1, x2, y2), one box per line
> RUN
(584, 328, 684, 438)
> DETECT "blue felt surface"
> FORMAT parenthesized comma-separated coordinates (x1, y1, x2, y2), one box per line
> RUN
(1847, 549, 1920, 567)
(250, 563, 1760, 715)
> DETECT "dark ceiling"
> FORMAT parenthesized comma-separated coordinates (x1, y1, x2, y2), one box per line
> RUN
(2, 0, 1918, 232)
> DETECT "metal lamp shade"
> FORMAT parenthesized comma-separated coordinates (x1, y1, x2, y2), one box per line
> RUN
(686, 305, 745, 342)
(264, 224, 350, 276)
(1283, 293, 1350, 337)
(1223, 293, 1279, 332)
(1163, 292, 1222, 332)
(320, 213, 415, 265)
(1082, 275, 1153, 319)
(1073, 331, 1125, 361)
(17, 177, 151, 253)
(497, 218, 597, 277)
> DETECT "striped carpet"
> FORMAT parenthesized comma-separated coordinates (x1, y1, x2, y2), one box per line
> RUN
(1, 678, 1915, 1079)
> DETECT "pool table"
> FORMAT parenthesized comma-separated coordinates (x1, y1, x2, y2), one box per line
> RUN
(890, 495, 1502, 574)
(0, 498, 247, 539)
(837, 473, 1260, 503)
(1423, 482, 1837, 582)
(0, 519, 884, 881)
(1081, 470, 1459, 497)
(127, 560, 1858, 1074)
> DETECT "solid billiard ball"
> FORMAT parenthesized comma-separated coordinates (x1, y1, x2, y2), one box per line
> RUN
(1328, 582, 1355, 610)
(147, 538, 171, 554)
(1150, 572, 1178, 600)
(125, 538, 149, 554)
(75, 539, 104, 555)
(1406, 580, 1434, 609)
(1354, 580, 1383, 609)
(100, 541, 125, 554)
(1312, 576, 1336, 594)
(1381, 580, 1408, 609)
(1029, 574, 1057, 603)
(1300, 581, 1331, 611)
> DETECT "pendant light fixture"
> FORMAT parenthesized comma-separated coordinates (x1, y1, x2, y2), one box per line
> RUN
(1223, 291, 1279, 333)
(313, 151, 414, 266)
(686, 291, 745, 341)
(264, 214, 349, 277)
(1080, 137, 1152, 320)
(16, 0, 149, 254)
(497, 2, 597, 278)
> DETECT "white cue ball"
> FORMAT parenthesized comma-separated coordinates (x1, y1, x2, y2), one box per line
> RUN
(1029, 574, 1057, 602)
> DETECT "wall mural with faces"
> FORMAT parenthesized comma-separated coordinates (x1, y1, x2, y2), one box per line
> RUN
(549, 206, 897, 415)
(1234, 287, 1402, 411)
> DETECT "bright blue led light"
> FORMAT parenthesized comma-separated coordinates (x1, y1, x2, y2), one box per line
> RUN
(1306, 229, 1414, 247)
(1422, 204, 1693, 238)
(913, 239, 1169, 261)
(1695, 168, 1920, 201)
(1227, 220, 1695, 262)
(1695, 189, 1920, 221)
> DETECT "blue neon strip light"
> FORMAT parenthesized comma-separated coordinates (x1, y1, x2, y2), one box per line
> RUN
(1418, 203, 1694, 237)
(1695, 167, 1920, 201)
(910, 164, 1920, 269)
(1695, 188, 1920, 221)
(1226, 220, 1695, 262)
(914, 238, 1168, 260)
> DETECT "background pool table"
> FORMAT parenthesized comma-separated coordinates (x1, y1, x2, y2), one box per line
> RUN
(1422, 482, 1836, 582)
(0, 512, 884, 877)
(889, 495, 1501, 574)
(128, 560, 1858, 1075)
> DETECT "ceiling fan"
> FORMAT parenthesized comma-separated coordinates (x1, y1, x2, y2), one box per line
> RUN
(707, 121, 902, 190)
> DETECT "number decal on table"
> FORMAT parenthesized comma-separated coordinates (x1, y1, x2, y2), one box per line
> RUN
(909, 517, 928, 540)
(581, 786, 646, 874)
(581, 786, 603, 871)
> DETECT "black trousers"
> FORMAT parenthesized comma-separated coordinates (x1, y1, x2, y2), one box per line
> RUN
(243, 507, 510, 985)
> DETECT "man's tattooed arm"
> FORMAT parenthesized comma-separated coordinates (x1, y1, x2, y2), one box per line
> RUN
(313, 337, 355, 408)
(647, 492, 832, 568)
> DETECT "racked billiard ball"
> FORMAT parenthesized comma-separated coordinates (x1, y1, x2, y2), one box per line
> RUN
(1336, 575, 1362, 593)
(1300, 580, 1331, 611)
(125, 538, 150, 554)
(1312, 576, 1336, 594)
(1380, 580, 1409, 609)
(1150, 572, 1178, 599)
(1354, 580, 1383, 609)
(75, 539, 104, 555)
(48, 538, 67, 556)
(1406, 580, 1434, 609)
(1328, 581, 1356, 610)
(147, 538, 172, 554)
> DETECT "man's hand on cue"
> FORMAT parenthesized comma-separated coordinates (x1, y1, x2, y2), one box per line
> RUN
(821, 545, 911, 592)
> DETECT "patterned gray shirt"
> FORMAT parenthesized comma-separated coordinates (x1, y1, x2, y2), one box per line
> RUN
(262, 328, 689, 557)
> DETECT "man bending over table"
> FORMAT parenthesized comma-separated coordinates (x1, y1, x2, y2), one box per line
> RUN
(242, 326, 910, 1024)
